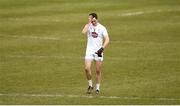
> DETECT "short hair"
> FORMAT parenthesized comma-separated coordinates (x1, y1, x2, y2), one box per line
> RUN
(89, 13, 98, 19)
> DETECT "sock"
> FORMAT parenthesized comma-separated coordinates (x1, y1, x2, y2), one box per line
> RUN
(88, 80, 93, 87)
(96, 84, 100, 91)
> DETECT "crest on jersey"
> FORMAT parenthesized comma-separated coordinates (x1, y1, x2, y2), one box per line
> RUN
(91, 28, 98, 38)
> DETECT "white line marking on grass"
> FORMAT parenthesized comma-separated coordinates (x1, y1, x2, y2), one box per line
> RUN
(0, 35, 85, 41)
(16, 35, 60, 41)
(0, 93, 180, 101)
(118, 9, 180, 17)
(2, 55, 180, 61)
(112, 40, 180, 45)
(119, 11, 144, 16)
(4, 55, 84, 59)
(0, 35, 179, 45)
(1, 35, 60, 40)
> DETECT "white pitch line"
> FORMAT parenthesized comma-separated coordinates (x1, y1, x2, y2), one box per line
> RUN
(0, 35, 85, 41)
(0, 35, 60, 40)
(112, 40, 180, 45)
(119, 11, 144, 16)
(0, 93, 180, 101)
(2, 55, 180, 61)
(118, 9, 180, 17)
(4, 55, 83, 59)
(0, 35, 179, 45)
(15, 35, 60, 41)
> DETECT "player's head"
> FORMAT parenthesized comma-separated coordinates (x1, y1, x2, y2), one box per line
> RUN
(89, 13, 98, 20)
(89, 13, 98, 26)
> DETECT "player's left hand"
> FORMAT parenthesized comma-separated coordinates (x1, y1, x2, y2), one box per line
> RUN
(95, 47, 104, 57)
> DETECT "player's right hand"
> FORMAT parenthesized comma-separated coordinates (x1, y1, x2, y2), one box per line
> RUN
(88, 18, 92, 24)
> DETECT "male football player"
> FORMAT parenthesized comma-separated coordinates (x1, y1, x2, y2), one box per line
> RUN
(82, 13, 110, 94)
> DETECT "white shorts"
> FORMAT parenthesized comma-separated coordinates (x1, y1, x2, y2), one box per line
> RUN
(85, 53, 103, 61)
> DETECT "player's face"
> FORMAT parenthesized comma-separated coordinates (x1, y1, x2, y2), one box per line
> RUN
(91, 18, 97, 26)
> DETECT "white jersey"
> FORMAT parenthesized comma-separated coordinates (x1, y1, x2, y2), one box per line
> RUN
(86, 23, 108, 55)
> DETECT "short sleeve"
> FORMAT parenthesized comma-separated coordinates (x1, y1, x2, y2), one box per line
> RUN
(102, 27, 108, 37)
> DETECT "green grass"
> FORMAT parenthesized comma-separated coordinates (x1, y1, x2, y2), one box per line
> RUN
(0, 0, 180, 104)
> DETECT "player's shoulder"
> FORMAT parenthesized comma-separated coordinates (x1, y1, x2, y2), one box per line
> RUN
(98, 23, 107, 30)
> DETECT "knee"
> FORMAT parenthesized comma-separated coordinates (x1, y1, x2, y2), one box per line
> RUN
(85, 67, 91, 72)
(96, 69, 101, 75)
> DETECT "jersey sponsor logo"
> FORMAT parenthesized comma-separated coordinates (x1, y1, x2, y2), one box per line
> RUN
(91, 28, 98, 38)
(91, 32, 98, 38)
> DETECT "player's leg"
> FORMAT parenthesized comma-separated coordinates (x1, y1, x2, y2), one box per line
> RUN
(95, 60, 102, 94)
(85, 59, 93, 94)
(85, 59, 92, 81)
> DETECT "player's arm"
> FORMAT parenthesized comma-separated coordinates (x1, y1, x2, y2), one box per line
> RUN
(82, 17, 94, 34)
(82, 23, 90, 34)
(102, 35, 110, 49)
(96, 35, 110, 57)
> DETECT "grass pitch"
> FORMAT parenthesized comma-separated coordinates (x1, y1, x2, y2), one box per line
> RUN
(0, 0, 180, 105)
